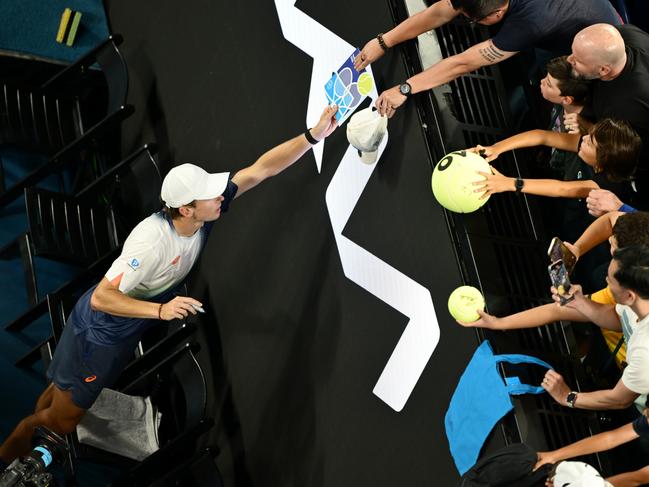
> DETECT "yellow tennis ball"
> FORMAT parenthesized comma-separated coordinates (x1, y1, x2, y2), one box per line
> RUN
(357, 72, 374, 96)
(431, 150, 491, 213)
(448, 286, 485, 323)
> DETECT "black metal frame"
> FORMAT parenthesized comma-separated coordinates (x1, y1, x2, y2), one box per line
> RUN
(4, 144, 160, 334)
(0, 35, 134, 208)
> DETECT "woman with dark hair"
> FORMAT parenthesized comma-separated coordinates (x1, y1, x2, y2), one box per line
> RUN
(471, 118, 642, 199)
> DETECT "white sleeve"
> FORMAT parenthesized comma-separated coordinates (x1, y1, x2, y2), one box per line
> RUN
(105, 230, 161, 295)
(622, 340, 649, 394)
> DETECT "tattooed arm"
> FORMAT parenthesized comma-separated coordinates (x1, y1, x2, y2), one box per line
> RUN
(407, 39, 517, 93)
(478, 41, 509, 63)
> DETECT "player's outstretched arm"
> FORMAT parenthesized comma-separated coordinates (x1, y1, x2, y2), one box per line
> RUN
(232, 105, 338, 197)
(91, 278, 202, 321)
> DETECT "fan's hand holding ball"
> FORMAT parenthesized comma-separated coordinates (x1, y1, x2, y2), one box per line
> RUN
(432, 150, 492, 213)
(448, 286, 485, 323)
(469, 144, 499, 163)
(472, 165, 514, 199)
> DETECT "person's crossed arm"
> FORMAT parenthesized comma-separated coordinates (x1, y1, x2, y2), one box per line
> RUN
(91, 242, 202, 321)
(91, 278, 201, 321)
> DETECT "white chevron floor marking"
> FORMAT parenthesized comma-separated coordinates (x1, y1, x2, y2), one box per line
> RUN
(275, 0, 440, 411)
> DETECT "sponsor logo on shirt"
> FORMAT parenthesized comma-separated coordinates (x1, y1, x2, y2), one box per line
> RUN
(128, 258, 140, 270)
(171, 255, 180, 266)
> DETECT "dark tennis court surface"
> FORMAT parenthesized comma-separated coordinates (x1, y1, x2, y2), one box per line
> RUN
(107, 0, 493, 484)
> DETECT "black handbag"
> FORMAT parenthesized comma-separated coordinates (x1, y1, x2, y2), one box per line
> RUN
(459, 443, 551, 487)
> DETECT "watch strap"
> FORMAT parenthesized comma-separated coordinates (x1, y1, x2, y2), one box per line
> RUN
(515, 177, 524, 193)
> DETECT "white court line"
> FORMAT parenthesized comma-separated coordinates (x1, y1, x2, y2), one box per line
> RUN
(274, 0, 441, 411)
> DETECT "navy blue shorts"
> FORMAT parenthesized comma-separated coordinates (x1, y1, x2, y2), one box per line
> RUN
(46, 322, 139, 409)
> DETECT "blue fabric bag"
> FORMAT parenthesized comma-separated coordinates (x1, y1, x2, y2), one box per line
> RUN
(445, 340, 552, 475)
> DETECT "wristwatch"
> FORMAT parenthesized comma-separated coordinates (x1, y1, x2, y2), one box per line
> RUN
(566, 391, 578, 408)
(399, 82, 412, 97)
(515, 177, 525, 193)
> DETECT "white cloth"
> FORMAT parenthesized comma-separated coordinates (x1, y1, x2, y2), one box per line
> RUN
(552, 461, 612, 487)
(105, 212, 205, 299)
(76, 388, 161, 461)
(616, 304, 649, 412)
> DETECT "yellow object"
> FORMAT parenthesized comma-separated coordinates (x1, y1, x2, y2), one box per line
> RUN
(66, 11, 83, 47)
(56, 8, 72, 44)
(431, 150, 491, 213)
(448, 286, 485, 323)
(591, 286, 626, 367)
(357, 72, 374, 96)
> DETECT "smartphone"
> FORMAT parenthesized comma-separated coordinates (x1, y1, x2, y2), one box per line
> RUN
(547, 237, 577, 275)
(548, 260, 574, 305)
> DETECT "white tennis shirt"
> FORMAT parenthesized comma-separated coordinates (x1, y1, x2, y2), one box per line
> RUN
(104, 212, 206, 299)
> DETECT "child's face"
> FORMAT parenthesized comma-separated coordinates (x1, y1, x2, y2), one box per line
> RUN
(578, 133, 598, 166)
(540, 74, 564, 104)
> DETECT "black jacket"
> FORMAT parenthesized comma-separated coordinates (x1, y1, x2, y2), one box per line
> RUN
(459, 443, 551, 487)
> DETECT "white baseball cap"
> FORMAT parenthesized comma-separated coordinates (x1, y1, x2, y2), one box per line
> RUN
(552, 461, 612, 487)
(346, 107, 388, 165)
(161, 163, 230, 208)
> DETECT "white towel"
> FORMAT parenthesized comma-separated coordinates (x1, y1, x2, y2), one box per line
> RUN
(76, 388, 162, 461)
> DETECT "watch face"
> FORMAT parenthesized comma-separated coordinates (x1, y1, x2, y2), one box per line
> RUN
(399, 83, 411, 95)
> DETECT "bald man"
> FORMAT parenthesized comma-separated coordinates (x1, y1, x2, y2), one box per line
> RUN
(568, 24, 649, 209)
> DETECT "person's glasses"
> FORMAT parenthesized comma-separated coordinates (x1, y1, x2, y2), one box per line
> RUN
(462, 9, 498, 25)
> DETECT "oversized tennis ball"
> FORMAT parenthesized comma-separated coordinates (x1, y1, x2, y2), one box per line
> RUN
(448, 286, 485, 323)
(431, 150, 491, 213)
